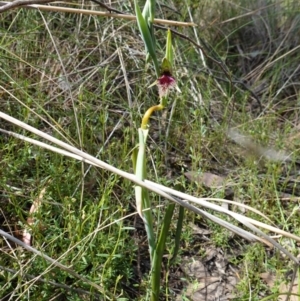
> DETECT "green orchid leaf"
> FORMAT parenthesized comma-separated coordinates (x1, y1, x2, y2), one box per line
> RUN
(165, 29, 173, 66)
(134, 0, 159, 77)
(160, 30, 173, 75)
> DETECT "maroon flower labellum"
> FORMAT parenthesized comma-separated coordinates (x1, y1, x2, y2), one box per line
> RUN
(157, 71, 177, 98)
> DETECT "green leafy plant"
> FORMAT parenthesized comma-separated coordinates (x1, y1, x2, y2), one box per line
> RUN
(1, 1, 300, 300)
(133, 1, 183, 299)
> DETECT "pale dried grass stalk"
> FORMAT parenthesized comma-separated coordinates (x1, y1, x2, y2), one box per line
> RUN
(0, 1, 196, 27)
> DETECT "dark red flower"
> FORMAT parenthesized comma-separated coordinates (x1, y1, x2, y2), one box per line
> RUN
(157, 71, 177, 98)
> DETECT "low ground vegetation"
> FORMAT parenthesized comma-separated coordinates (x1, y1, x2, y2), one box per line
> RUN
(0, 0, 300, 300)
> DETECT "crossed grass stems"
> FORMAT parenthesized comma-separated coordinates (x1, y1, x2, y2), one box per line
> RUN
(0, 0, 300, 300)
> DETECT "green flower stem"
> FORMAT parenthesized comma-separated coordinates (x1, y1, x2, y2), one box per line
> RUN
(160, 96, 168, 108)
(141, 104, 164, 129)
(151, 203, 175, 301)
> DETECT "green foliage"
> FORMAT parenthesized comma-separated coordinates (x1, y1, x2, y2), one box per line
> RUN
(134, 0, 159, 77)
(1, 0, 300, 300)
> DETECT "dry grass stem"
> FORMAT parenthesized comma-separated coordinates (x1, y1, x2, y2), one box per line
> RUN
(0, 1, 196, 26)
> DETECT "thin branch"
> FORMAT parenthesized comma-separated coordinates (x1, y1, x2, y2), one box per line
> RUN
(0, 0, 57, 12)
(0, 1, 196, 27)
(90, 0, 122, 14)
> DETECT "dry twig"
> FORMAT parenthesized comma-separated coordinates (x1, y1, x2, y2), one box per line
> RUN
(0, 0, 57, 12)
(0, 1, 196, 26)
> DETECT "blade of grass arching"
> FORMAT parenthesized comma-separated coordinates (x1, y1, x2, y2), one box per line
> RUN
(151, 203, 175, 301)
(0, 123, 255, 245)
(1, 114, 299, 247)
(169, 205, 184, 266)
(147, 181, 300, 236)
(3, 127, 300, 263)
(230, 214, 300, 263)
(135, 128, 155, 260)
(1, 113, 300, 253)
(2, 121, 299, 248)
